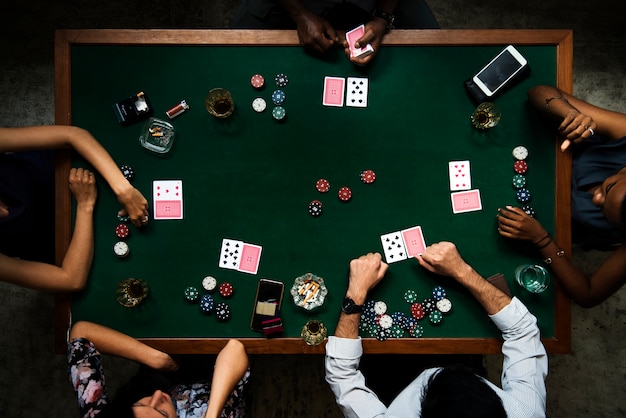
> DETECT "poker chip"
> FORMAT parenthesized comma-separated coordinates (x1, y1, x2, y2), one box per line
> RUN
(410, 302, 425, 320)
(117, 213, 130, 223)
(404, 289, 418, 303)
(360, 169, 376, 184)
(308, 200, 323, 217)
(429, 310, 443, 325)
(120, 164, 134, 181)
(338, 186, 352, 202)
(275, 73, 289, 87)
(391, 311, 406, 325)
(409, 324, 424, 338)
(512, 174, 526, 189)
(272, 106, 286, 121)
(375, 328, 388, 342)
(390, 325, 405, 338)
(202, 276, 217, 292)
(513, 160, 528, 174)
(422, 298, 436, 314)
(113, 241, 129, 258)
(373, 301, 387, 315)
(403, 316, 418, 331)
(272, 89, 286, 105)
(219, 282, 234, 298)
(432, 286, 447, 301)
(516, 188, 531, 203)
(522, 205, 536, 217)
(200, 294, 215, 313)
(378, 314, 393, 329)
(115, 223, 130, 239)
(184, 286, 200, 302)
(512, 145, 529, 160)
(252, 97, 267, 113)
(316, 178, 330, 193)
(436, 298, 453, 314)
(215, 302, 231, 321)
(250, 74, 265, 89)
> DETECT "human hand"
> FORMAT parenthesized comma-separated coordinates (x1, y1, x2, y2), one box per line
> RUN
(116, 184, 149, 227)
(497, 206, 548, 243)
(416, 242, 471, 280)
(558, 109, 597, 151)
(69, 168, 97, 210)
(342, 19, 386, 66)
(295, 11, 338, 54)
(347, 252, 388, 302)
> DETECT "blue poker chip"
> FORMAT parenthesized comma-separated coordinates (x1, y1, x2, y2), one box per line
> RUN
(199, 294, 215, 313)
(403, 316, 418, 331)
(516, 188, 531, 203)
(390, 311, 406, 326)
(432, 286, 447, 301)
(272, 89, 286, 105)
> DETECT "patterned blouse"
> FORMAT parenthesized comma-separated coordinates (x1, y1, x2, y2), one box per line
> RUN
(68, 338, 250, 418)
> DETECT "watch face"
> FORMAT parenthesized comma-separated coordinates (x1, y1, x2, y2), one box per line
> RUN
(342, 298, 354, 311)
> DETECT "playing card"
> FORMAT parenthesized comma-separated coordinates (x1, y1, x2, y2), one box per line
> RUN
(380, 231, 408, 263)
(238, 243, 263, 274)
(401, 226, 426, 257)
(322, 76, 345, 107)
(448, 161, 471, 191)
(346, 77, 369, 108)
(345, 25, 374, 58)
(219, 238, 244, 270)
(451, 189, 482, 214)
(153, 180, 183, 220)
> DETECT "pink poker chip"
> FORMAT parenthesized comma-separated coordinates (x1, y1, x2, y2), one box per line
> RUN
(251, 74, 265, 89)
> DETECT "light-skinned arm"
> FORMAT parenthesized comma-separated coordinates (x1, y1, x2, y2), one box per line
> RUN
(204, 339, 249, 418)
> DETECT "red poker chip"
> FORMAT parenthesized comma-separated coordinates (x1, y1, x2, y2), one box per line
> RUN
(513, 160, 528, 174)
(250, 74, 265, 89)
(361, 169, 376, 184)
(338, 186, 352, 202)
(115, 223, 130, 239)
(410, 302, 425, 320)
(316, 178, 330, 193)
(219, 282, 234, 298)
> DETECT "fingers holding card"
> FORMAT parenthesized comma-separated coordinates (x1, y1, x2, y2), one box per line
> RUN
(381, 225, 427, 264)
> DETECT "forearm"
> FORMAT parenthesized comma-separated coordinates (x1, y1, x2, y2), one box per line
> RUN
(204, 340, 249, 418)
(58, 203, 94, 291)
(454, 264, 511, 315)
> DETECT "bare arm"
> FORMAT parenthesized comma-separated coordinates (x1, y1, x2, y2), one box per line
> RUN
(204, 340, 249, 418)
(278, 0, 338, 54)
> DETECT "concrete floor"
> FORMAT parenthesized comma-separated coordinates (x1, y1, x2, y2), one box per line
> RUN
(1, 0, 625, 416)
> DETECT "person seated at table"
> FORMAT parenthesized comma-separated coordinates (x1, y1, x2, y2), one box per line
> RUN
(0, 125, 149, 291)
(325, 243, 548, 418)
(68, 321, 250, 418)
(232, 0, 439, 66)
(497, 85, 626, 308)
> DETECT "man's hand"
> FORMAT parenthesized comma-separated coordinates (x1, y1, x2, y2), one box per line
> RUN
(416, 242, 472, 280)
(342, 19, 387, 66)
(346, 252, 388, 303)
(497, 206, 548, 243)
(294, 10, 338, 54)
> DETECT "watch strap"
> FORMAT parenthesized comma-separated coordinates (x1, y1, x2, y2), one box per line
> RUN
(372, 9, 395, 31)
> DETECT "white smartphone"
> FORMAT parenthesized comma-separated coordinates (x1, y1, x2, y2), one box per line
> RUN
(472, 45, 528, 97)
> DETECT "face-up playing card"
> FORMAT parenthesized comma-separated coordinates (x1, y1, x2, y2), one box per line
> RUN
(346, 77, 369, 108)
(448, 161, 471, 191)
(345, 25, 374, 58)
(380, 231, 408, 263)
(153, 180, 183, 220)
(219, 238, 244, 270)
(238, 243, 262, 274)
(322, 76, 345, 107)
(451, 189, 482, 214)
(401, 226, 426, 257)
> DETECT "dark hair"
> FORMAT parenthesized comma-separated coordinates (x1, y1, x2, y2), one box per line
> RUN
(420, 365, 507, 418)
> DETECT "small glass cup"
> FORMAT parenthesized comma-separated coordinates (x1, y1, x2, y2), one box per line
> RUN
(471, 102, 501, 129)
(515, 264, 550, 293)
(205, 88, 235, 118)
(301, 320, 328, 346)
(116, 278, 149, 307)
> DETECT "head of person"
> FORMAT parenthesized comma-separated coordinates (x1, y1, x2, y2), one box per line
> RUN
(420, 365, 507, 418)
(131, 390, 176, 418)
(591, 167, 626, 231)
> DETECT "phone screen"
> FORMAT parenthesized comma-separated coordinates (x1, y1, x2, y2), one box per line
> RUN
(250, 279, 284, 332)
(476, 49, 524, 92)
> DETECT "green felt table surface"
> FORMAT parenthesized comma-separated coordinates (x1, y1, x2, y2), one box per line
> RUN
(69, 43, 557, 342)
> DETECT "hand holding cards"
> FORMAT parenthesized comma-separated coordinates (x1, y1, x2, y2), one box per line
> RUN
(345, 25, 374, 58)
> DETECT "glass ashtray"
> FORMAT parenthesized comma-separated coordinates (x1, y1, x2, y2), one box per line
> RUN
(290, 273, 328, 311)
(139, 117, 175, 155)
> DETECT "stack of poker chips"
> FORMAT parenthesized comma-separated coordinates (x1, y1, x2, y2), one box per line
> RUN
(184, 276, 233, 321)
(113, 165, 135, 258)
(511, 146, 535, 217)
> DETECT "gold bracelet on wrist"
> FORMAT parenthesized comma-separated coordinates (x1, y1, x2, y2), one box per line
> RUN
(544, 249, 565, 264)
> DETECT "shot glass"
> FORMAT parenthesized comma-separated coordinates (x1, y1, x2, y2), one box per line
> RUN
(301, 319, 328, 346)
(116, 278, 149, 307)
(514, 264, 550, 293)
(205, 88, 235, 118)
(471, 102, 501, 129)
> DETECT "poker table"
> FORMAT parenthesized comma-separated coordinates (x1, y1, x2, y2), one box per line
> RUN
(54, 29, 573, 354)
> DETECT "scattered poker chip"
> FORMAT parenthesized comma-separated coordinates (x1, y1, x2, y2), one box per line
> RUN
(373, 301, 387, 315)
(316, 178, 330, 193)
(429, 310, 443, 325)
(275, 73, 289, 87)
(360, 169, 376, 184)
(404, 289, 418, 303)
(378, 314, 393, 329)
(120, 164, 134, 181)
(272, 106, 286, 121)
(202, 276, 217, 292)
(512, 145, 529, 160)
(390, 325, 405, 338)
(219, 282, 234, 298)
(113, 241, 129, 258)
(338, 186, 352, 202)
(215, 302, 231, 321)
(516, 188, 531, 203)
(115, 223, 130, 239)
(250, 74, 265, 89)
(184, 286, 200, 302)
(436, 298, 453, 314)
(403, 316, 418, 331)
(513, 160, 528, 174)
(512, 174, 526, 189)
(117, 213, 130, 223)
(422, 298, 436, 314)
(199, 294, 215, 313)
(409, 324, 424, 338)
(252, 97, 267, 113)
(391, 311, 406, 325)
(375, 328, 388, 342)
(410, 302, 425, 320)
(272, 89, 286, 105)
(522, 205, 536, 217)
(432, 286, 447, 301)
(308, 200, 323, 217)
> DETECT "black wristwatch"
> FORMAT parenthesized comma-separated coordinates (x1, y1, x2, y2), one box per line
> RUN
(341, 297, 364, 314)
(372, 9, 395, 31)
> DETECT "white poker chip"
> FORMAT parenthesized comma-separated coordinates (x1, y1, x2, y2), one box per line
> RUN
(373, 300, 387, 315)
(202, 276, 217, 292)
(252, 97, 267, 113)
(436, 298, 452, 314)
(113, 241, 129, 257)
(378, 314, 393, 329)
(512, 145, 529, 160)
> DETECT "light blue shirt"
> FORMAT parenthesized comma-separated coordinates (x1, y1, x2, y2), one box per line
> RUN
(325, 297, 548, 418)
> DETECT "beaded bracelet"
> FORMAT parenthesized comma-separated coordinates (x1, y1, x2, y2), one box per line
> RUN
(544, 249, 565, 264)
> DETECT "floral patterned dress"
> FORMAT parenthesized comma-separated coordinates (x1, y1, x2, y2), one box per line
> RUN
(68, 338, 250, 418)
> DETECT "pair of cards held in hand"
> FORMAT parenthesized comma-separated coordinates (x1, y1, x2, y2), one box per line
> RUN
(448, 161, 482, 214)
